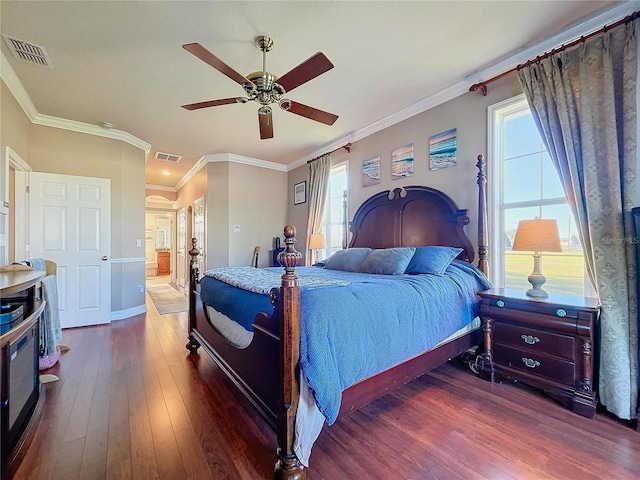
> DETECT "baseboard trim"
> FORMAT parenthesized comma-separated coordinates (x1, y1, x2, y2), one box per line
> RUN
(111, 304, 147, 321)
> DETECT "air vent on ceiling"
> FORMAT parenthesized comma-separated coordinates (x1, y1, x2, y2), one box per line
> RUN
(2, 35, 52, 68)
(154, 152, 182, 162)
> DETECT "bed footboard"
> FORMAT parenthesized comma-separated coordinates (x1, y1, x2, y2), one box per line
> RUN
(187, 228, 307, 479)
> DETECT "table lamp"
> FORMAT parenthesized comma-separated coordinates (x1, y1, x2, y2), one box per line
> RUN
(511, 218, 562, 298)
(309, 233, 326, 264)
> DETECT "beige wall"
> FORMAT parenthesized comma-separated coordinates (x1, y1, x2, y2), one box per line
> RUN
(228, 162, 287, 267)
(288, 74, 523, 259)
(206, 162, 230, 268)
(1, 82, 31, 262)
(175, 160, 287, 270)
(1, 80, 147, 317)
(287, 165, 310, 263)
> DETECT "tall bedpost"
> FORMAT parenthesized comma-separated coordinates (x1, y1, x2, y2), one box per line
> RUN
(186, 238, 201, 353)
(275, 225, 305, 480)
(476, 154, 489, 277)
(342, 190, 348, 249)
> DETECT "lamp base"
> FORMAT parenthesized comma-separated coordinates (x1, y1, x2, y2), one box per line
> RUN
(526, 257, 548, 298)
(525, 287, 549, 298)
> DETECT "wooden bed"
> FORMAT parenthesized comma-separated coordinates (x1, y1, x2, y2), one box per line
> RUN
(186, 155, 489, 479)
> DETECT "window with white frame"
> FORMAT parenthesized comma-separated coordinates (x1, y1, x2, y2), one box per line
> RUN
(319, 162, 348, 260)
(489, 95, 592, 296)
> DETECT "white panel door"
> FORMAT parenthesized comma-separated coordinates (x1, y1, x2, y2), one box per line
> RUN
(29, 172, 111, 328)
(177, 207, 186, 293)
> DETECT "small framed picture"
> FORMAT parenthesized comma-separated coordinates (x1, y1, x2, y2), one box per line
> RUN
(294, 181, 307, 205)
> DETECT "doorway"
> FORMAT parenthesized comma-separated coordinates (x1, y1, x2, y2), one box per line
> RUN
(144, 210, 176, 287)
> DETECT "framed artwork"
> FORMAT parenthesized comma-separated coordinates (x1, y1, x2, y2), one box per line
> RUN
(429, 128, 457, 170)
(392, 144, 414, 179)
(362, 155, 381, 187)
(294, 181, 306, 205)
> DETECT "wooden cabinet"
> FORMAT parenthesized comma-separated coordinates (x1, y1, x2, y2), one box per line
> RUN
(1, 270, 46, 479)
(157, 251, 170, 275)
(478, 288, 600, 418)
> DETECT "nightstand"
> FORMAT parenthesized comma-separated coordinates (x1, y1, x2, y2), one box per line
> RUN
(478, 288, 600, 418)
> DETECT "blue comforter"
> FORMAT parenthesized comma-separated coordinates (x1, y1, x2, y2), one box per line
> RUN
(202, 261, 490, 424)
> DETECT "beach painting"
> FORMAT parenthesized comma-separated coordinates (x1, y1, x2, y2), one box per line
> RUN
(362, 155, 381, 187)
(392, 144, 414, 179)
(429, 128, 457, 170)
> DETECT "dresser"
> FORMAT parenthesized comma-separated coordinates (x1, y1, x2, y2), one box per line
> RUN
(1, 270, 46, 479)
(478, 288, 600, 418)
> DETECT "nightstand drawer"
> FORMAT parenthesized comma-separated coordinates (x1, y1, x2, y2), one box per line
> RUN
(485, 304, 577, 333)
(494, 345, 576, 385)
(493, 322, 575, 361)
(485, 297, 582, 319)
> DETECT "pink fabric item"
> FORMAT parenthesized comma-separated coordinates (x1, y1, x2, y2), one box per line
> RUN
(39, 351, 60, 371)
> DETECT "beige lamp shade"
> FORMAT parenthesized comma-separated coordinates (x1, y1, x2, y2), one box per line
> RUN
(309, 233, 327, 250)
(512, 218, 562, 253)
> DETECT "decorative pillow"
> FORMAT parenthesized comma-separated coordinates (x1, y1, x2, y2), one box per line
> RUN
(323, 248, 372, 272)
(358, 247, 416, 275)
(405, 246, 463, 275)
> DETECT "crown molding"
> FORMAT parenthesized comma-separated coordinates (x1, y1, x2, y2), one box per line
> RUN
(1, 50, 151, 152)
(289, 1, 640, 171)
(175, 155, 208, 191)
(145, 184, 176, 193)
(1, 51, 38, 120)
(209, 153, 287, 172)
(31, 113, 151, 151)
(175, 152, 286, 191)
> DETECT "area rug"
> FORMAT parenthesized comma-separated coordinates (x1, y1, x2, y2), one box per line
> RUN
(147, 283, 188, 315)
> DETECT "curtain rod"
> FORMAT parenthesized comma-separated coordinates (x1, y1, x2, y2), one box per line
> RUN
(469, 10, 640, 96)
(307, 143, 352, 164)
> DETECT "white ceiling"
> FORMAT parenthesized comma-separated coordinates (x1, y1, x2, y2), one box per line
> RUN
(1, 1, 635, 189)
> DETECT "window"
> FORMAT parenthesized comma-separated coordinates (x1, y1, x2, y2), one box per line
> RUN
(319, 162, 348, 260)
(489, 95, 592, 296)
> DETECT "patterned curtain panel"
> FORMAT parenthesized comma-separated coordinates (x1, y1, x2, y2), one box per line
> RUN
(518, 20, 638, 420)
(306, 154, 331, 265)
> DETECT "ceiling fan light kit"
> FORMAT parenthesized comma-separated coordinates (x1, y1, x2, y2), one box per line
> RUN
(182, 35, 338, 139)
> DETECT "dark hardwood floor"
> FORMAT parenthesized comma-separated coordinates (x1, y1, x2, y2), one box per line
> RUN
(13, 290, 640, 479)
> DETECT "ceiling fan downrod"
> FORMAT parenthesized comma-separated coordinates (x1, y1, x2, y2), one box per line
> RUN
(243, 35, 286, 106)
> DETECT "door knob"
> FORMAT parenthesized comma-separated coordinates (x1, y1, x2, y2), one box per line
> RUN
(101, 256, 108, 261)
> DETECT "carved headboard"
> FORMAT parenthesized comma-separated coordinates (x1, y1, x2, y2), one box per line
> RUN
(348, 185, 475, 263)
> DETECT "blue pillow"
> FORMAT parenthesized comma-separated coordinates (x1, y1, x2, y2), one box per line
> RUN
(323, 248, 372, 272)
(358, 247, 416, 275)
(405, 246, 463, 275)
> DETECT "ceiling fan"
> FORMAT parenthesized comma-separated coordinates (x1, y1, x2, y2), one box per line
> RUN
(181, 35, 339, 139)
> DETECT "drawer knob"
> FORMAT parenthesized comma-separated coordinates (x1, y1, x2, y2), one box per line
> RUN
(496, 300, 505, 308)
(522, 357, 541, 369)
(556, 308, 567, 317)
(521, 334, 540, 345)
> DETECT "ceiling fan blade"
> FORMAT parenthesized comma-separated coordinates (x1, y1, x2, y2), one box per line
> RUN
(181, 97, 242, 111)
(284, 101, 338, 126)
(183, 43, 250, 86)
(259, 110, 274, 139)
(277, 52, 334, 93)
